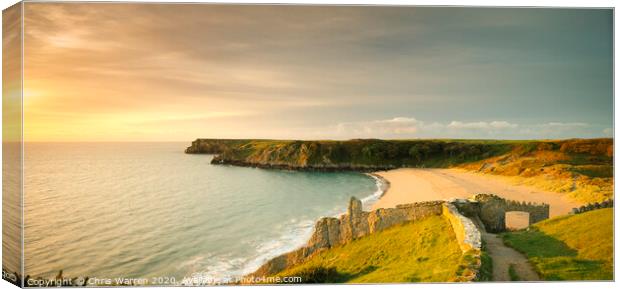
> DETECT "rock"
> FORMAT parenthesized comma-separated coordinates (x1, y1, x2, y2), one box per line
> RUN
(348, 197, 363, 217)
(307, 217, 341, 250)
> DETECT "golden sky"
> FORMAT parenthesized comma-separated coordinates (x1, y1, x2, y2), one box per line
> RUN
(19, 3, 613, 141)
(24, 4, 285, 141)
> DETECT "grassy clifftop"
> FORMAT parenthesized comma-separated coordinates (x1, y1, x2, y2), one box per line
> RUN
(272, 215, 475, 283)
(502, 208, 613, 280)
(186, 138, 612, 202)
(187, 139, 518, 169)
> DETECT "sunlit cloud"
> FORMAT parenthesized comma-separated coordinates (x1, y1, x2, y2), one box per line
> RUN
(20, 4, 612, 141)
(447, 121, 518, 129)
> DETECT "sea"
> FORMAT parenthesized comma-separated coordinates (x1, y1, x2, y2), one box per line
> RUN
(21, 142, 383, 284)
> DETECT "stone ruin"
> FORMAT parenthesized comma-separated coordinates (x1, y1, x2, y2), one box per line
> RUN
(452, 194, 550, 233)
(250, 198, 446, 278)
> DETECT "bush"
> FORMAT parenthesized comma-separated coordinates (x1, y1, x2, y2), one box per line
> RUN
(296, 266, 342, 283)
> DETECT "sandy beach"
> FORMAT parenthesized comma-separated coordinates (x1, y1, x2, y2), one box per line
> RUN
(371, 168, 582, 217)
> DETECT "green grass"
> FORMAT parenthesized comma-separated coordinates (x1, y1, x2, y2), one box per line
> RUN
(570, 165, 614, 178)
(508, 264, 520, 281)
(478, 240, 493, 281)
(502, 208, 613, 280)
(275, 215, 468, 283)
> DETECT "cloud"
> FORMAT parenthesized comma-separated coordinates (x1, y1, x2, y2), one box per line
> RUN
(327, 117, 605, 140)
(447, 121, 518, 129)
(541, 122, 588, 128)
(335, 117, 420, 138)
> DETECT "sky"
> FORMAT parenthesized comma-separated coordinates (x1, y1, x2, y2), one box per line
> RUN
(20, 3, 613, 141)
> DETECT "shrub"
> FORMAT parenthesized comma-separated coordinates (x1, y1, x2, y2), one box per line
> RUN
(296, 266, 342, 283)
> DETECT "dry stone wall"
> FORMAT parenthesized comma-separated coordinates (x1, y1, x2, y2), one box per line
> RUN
(571, 199, 614, 214)
(442, 203, 481, 252)
(442, 202, 483, 282)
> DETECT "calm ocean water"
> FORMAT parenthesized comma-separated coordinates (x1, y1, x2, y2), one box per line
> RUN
(23, 142, 380, 282)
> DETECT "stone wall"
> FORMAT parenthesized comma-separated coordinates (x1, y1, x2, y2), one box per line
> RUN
(504, 199, 549, 225)
(454, 194, 550, 233)
(442, 202, 483, 282)
(248, 194, 539, 281)
(442, 203, 481, 252)
(571, 199, 614, 214)
(250, 197, 444, 277)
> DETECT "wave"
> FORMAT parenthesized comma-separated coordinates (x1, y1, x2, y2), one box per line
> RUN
(241, 219, 315, 276)
(181, 173, 389, 283)
(360, 173, 389, 211)
(241, 174, 388, 274)
(179, 219, 316, 285)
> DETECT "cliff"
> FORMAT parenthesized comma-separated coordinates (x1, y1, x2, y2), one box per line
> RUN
(187, 139, 516, 170)
(186, 138, 611, 170)
(186, 138, 613, 202)
(184, 139, 254, 154)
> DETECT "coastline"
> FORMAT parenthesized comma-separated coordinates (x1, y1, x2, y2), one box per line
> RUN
(237, 171, 390, 278)
(231, 165, 582, 279)
(361, 172, 391, 210)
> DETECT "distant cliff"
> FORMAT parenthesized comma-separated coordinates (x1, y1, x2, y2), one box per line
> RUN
(186, 138, 613, 202)
(185, 138, 611, 170)
(185, 139, 254, 154)
(186, 139, 516, 171)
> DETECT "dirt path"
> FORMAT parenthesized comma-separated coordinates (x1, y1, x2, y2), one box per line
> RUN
(372, 168, 581, 217)
(482, 232, 540, 281)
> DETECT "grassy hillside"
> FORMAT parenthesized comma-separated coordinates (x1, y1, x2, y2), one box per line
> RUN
(501, 208, 613, 280)
(458, 139, 613, 203)
(186, 138, 613, 203)
(272, 215, 476, 283)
